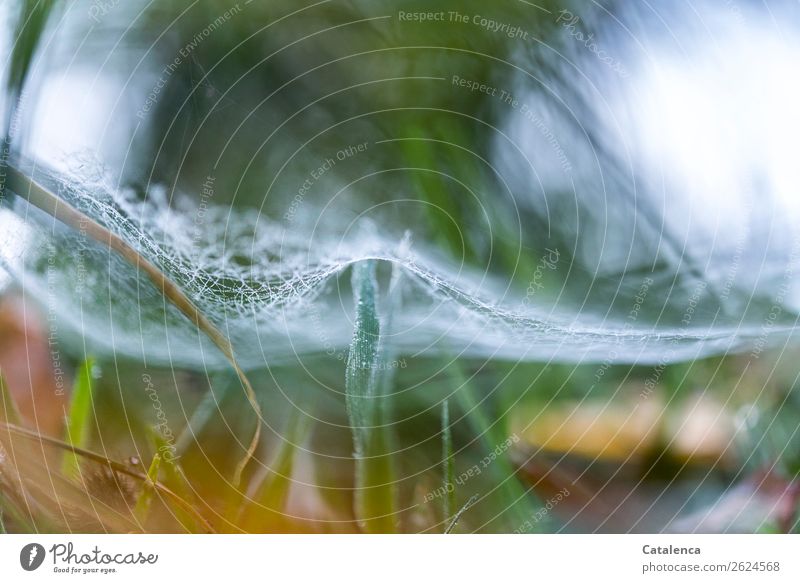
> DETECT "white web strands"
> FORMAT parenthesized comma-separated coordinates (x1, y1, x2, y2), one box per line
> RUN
(2, 155, 799, 371)
(2, 0, 800, 370)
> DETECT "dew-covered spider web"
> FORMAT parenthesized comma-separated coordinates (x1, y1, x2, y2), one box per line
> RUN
(2, 0, 800, 371)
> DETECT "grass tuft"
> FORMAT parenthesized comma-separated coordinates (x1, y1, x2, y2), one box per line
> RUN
(62, 358, 95, 479)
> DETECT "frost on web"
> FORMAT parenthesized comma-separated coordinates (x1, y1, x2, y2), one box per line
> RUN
(2, 154, 800, 372)
(3, 0, 800, 372)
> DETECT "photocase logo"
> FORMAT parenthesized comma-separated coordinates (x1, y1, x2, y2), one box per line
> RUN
(19, 543, 46, 571)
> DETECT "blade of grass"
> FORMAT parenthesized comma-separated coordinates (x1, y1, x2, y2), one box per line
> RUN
(133, 453, 161, 526)
(447, 360, 540, 532)
(445, 494, 478, 534)
(371, 251, 405, 529)
(441, 399, 455, 524)
(149, 428, 188, 496)
(346, 260, 397, 533)
(0, 374, 21, 425)
(174, 376, 231, 457)
(248, 433, 296, 511)
(160, 464, 201, 532)
(238, 407, 308, 530)
(62, 358, 94, 478)
(400, 130, 476, 263)
(5, 164, 260, 488)
(148, 427, 202, 532)
(4, 1, 55, 102)
(1, 1, 55, 203)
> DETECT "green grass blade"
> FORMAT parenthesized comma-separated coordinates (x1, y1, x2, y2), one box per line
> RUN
(5, 1, 55, 97)
(0, 374, 21, 425)
(346, 260, 397, 533)
(252, 412, 301, 511)
(174, 377, 230, 457)
(238, 408, 310, 530)
(62, 358, 95, 478)
(447, 361, 540, 532)
(147, 426, 201, 532)
(400, 131, 476, 263)
(441, 399, 455, 525)
(160, 462, 200, 532)
(133, 453, 161, 527)
(2, 0, 55, 207)
(445, 494, 478, 534)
